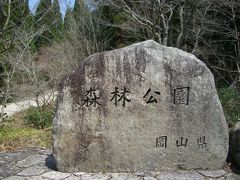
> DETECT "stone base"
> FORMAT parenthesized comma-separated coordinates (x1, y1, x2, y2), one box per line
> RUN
(0, 148, 239, 180)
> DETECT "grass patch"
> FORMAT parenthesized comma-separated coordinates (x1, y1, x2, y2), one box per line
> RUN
(0, 125, 52, 151)
(0, 106, 54, 151)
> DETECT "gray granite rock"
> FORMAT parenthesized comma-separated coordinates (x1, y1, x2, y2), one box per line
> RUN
(218, 178, 226, 180)
(226, 173, 240, 180)
(53, 40, 228, 172)
(81, 173, 111, 180)
(0, 148, 41, 178)
(41, 171, 71, 180)
(156, 171, 204, 180)
(37, 148, 52, 156)
(198, 170, 227, 178)
(110, 173, 141, 180)
(144, 177, 156, 180)
(0, 165, 21, 178)
(16, 154, 47, 168)
(133, 171, 145, 177)
(17, 165, 50, 176)
(64, 175, 82, 180)
(2, 176, 28, 180)
(73, 172, 86, 176)
(1, 148, 237, 180)
(27, 176, 45, 180)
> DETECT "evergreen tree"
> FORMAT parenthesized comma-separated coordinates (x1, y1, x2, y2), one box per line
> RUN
(35, 0, 52, 24)
(34, 0, 54, 47)
(0, 0, 33, 31)
(10, 0, 32, 27)
(73, 0, 89, 22)
(0, 0, 33, 53)
(73, 0, 81, 21)
(52, 0, 62, 37)
(0, 2, 6, 29)
(63, 7, 73, 30)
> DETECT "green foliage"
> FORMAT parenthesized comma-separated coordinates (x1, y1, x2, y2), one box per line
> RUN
(73, 0, 82, 20)
(52, 0, 63, 38)
(63, 7, 73, 30)
(10, 0, 32, 28)
(34, 0, 63, 48)
(24, 106, 54, 129)
(218, 87, 240, 125)
(34, 0, 54, 47)
(35, 0, 52, 24)
(113, 12, 128, 24)
(0, 3, 6, 29)
(0, 0, 33, 53)
(0, 109, 52, 151)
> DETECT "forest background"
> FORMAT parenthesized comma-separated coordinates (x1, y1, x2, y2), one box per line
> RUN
(0, 0, 239, 149)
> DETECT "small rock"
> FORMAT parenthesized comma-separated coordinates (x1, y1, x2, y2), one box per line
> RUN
(216, 178, 226, 180)
(81, 173, 111, 180)
(65, 175, 82, 180)
(27, 176, 45, 180)
(110, 173, 141, 180)
(37, 148, 52, 156)
(198, 170, 227, 178)
(156, 171, 204, 180)
(73, 172, 86, 176)
(2, 176, 28, 180)
(16, 154, 47, 168)
(133, 172, 145, 177)
(144, 177, 156, 180)
(226, 173, 240, 180)
(41, 171, 71, 180)
(144, 172, 159, 177)
(17, 165, 50, 176)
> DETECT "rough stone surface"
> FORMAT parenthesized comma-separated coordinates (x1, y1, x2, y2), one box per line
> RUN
(41, 171, 70, 180)
(29, 177, 46, 180)
(2, 176, 27, 180)
(156, 171, 204, 180)
(0, 148, 44, 177)
(226, 173, 240, 180)
(16, 154, 46, 168)
(1, 148, 237, 180)
(198, 170, 227, 178)
(17, 165, 50, 176)
(53, 40, 228, 172)
(143, 177, 156, 180)
(133, 171, 145, 177)
(64, 175, 82, 180)
(81, 174, 111, 180)
(73, 172, 86, 176)
(110, 173, 141, 180)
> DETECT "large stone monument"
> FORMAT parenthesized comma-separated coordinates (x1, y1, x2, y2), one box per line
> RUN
(53, 40, 229, 172)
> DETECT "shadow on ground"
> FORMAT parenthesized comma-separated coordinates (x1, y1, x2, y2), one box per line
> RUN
(45, 154, 57, 171)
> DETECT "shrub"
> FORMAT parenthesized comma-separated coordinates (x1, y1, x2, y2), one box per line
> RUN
(24, 106, 54, 129)
(218, 87, 240, 126)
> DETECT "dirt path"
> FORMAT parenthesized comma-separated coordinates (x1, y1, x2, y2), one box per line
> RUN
(0, 92, 58, 117)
